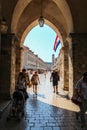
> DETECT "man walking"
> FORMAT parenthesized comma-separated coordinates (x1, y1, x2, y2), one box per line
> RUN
(50, 69, 60, 94)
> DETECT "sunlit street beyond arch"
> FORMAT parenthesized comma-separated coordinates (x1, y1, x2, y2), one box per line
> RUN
(28, 72, 79, 112)
(24, 24, 62, 63)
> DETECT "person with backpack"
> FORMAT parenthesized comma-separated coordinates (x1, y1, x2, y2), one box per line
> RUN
(50, 69, 60, 94)
(31, 71, 40, 95)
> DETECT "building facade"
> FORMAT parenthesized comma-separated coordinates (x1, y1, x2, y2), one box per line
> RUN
(22, 46, 48, 73)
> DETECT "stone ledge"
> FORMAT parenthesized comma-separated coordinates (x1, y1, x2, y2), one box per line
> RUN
(0, 100, 11, 118)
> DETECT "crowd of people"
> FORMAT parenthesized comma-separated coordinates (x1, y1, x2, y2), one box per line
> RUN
(10, 68, 87, 128)
(13, 68, 60, 99)
(9, 69, 40, 119)
(11, 69, 60, 114)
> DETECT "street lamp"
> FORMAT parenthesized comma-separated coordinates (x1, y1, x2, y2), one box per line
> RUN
(38, 0, 44, 27)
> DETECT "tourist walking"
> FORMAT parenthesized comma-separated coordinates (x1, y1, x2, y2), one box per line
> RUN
(31, 71, 40, 94)
(50, 69, 60, 94)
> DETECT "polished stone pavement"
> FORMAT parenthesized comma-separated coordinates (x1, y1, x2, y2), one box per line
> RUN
(0, 72, 87, 130)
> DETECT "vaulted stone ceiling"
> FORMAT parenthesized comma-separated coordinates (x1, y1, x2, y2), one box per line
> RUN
(66, 0, 87, 33)
(0, 0, 87, 42)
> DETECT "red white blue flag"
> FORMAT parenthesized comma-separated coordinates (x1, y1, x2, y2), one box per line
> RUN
(53, 35, 61, 52)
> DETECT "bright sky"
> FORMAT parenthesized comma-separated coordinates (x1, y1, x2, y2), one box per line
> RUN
(24, 24, 61, 62)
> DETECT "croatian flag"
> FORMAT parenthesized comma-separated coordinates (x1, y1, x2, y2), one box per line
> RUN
(53, 35, 61, 52)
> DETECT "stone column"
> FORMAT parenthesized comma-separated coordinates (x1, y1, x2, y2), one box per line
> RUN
(0, 32, 1, 54)
(15, 43, 22, 85)
(10, 36, 17, 96)
(66, 36, 73, 98)
(70, 33, 87, 89)
(58, 47, 64, 89)
(0, 33, 15, 100)
(63, 40, 69, 91)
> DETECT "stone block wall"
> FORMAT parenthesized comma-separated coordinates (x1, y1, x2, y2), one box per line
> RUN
(0, 33, 16, 100)
(71, 33, 87, 87)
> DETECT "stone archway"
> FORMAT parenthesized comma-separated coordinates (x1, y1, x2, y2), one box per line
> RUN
(11, 0, 74, 98)
(11, 0, 73, 34)
(0, 0, 87, 101)
(0, 0, 75, 99)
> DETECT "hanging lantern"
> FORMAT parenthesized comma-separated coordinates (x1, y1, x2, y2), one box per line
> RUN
(38, 16, 44, 27)
(38, 0, 44, 27)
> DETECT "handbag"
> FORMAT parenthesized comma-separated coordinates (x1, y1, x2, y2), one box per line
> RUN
(28, 81, 32, 88)
(71, 94, 82, 105)
(71, 88, 82, 105)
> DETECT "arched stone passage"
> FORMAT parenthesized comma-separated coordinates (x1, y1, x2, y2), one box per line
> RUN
(11, 0, 73, 35)
(10, 0, 74, 98)
(20, 21, 71, 94)
(21, 20, 64, 46)
(3, 0, 87, 100)
(0, 0, 74, 100)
